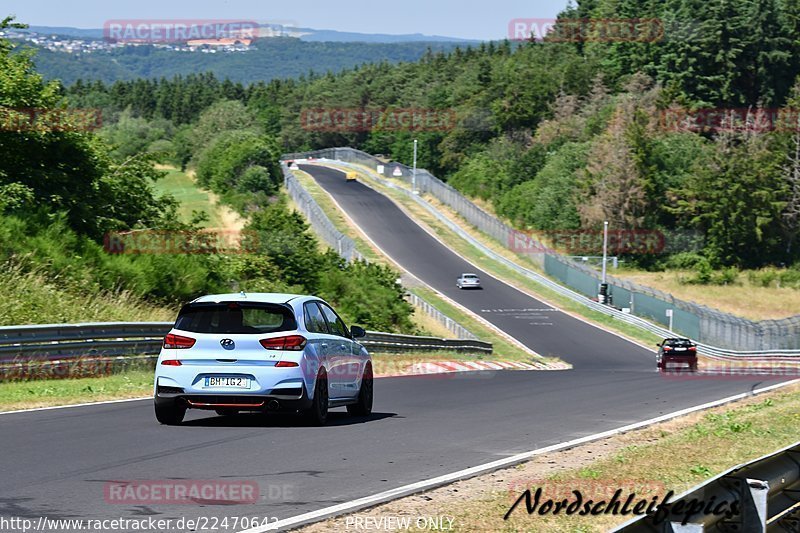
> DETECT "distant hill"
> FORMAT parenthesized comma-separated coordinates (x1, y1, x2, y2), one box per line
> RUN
(23, 38, 466, 84)
(26, 24, 479, 43)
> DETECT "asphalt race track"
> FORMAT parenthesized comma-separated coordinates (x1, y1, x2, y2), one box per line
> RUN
(301, 164, 652, 370)
(0, 165, 792, 530)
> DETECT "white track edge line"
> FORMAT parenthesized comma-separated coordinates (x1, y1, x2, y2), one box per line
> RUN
(240, 379, 799, 532)
(0, 396, 151, 415)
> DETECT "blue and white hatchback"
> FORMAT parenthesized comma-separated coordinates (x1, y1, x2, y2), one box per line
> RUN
(154, 293, 372, 426)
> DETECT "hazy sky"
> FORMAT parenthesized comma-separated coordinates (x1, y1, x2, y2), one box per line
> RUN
(3, 0, 570, 40)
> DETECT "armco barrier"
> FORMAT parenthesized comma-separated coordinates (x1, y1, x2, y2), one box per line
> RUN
(285, 148, 800, 353)
(614, 440, 800, 532)
(0, 322, 492, 366)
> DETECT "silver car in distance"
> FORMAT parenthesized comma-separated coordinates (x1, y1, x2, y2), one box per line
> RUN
(456, 273, 482, 290)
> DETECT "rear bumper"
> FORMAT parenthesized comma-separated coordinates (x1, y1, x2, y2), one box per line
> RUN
(155, 384, 312, 412)
(658, 355, 698, 367)
(155, 361, 314, 394)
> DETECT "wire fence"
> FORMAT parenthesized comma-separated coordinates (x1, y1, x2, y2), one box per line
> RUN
(283, 148, 800, 351)
(282, 164, 478, 341)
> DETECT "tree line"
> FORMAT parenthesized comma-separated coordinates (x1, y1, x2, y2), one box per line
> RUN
(0, 17, 415, 331)
(62, 0, 800, 270)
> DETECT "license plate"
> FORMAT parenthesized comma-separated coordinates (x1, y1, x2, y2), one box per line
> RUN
(674, 347, 687, 351)
(204, 377, 250, 389)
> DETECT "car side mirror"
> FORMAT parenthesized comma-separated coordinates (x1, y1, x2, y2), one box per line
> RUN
(350, 326, 366, 339)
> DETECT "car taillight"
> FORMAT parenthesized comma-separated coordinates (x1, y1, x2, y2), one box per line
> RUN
(260, 335, 307, 351)
(163, 333, 196, 349)
(161, 360, 182, 366)
(663, 346, 672, 351)
(275, 361, 300, 368)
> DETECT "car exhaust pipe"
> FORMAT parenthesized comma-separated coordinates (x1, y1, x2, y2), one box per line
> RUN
(267, 400, 280, 411)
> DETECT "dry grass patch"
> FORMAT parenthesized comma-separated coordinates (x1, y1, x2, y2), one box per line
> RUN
(617, 270, 800, 321)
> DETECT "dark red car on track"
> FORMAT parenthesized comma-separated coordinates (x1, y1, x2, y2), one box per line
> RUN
(657, 338, 698, 371)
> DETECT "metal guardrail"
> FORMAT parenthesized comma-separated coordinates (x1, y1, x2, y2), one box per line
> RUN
(359, 331, 491, 354)
(295, 155, 800, 361)
(614, 440, 800, 532)
(0, 322, 170, 359)
(0, 322, 492, 364)
(283, 163, 365, 263)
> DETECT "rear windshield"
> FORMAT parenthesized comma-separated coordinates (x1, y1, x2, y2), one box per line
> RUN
(174, 303, 297, 334)
(665, 339, 694, 346)
(463, 274, 478, 279)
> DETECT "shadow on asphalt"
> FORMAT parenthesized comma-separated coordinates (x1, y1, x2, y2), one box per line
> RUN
(181, 411, 397, 428)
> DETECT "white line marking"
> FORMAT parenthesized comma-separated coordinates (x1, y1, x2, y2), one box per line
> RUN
(318, 161, 658, 356)
(240, 379, 799, 532)
(0, 396, 151, 415)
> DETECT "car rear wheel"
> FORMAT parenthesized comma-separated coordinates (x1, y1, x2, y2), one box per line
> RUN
(347, 364, 373, 417)
(303, 370, 329, 426)
(154, 399, 186, 425)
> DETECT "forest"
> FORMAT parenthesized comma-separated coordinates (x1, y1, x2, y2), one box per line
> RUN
(0, 16, 415, 331)
(61, 0, 800, 272)
(24, 38, 464, 85)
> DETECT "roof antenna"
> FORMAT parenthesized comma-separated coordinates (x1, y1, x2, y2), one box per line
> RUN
(240, 290, 247, 298)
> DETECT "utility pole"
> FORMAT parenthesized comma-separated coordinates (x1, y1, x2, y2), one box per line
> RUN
(599, 221, 609, 305)
(602, 221, 609, 285)
(412, 139, 418, 194)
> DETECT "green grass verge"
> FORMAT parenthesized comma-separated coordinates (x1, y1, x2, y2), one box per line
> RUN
(0, 369, 154, 412)
(409, 287, 551, 363)
(153, 167, 224, 227)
